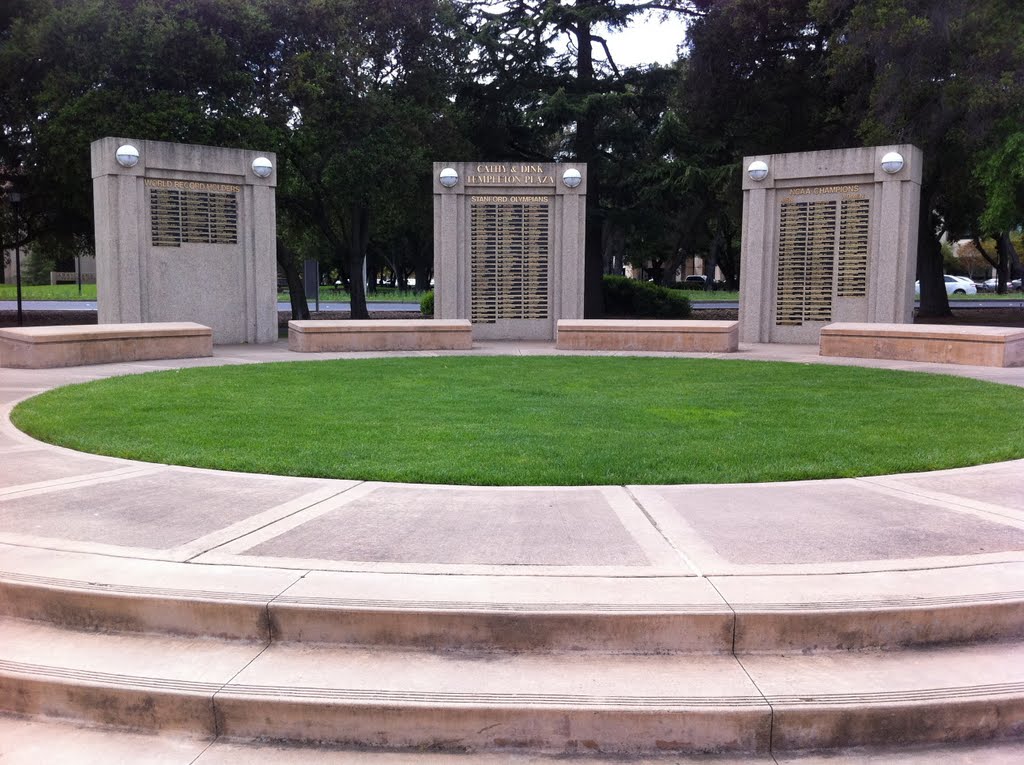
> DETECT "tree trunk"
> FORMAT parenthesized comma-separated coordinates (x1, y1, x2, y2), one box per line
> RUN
(276, 237, 310, 320)
(348, 203, 370, 319)
(574, 2, 605, 317)
(414, 245, 432, 295)
(706, 229, 724, 292)
(915, 197, 951, 318)
(602, 219, 625, 275)
(999, 231, 1022, 280)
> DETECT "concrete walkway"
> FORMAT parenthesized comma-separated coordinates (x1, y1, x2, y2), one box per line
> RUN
(1, 340, 1023, 762)
(2, 340, 1022, 576)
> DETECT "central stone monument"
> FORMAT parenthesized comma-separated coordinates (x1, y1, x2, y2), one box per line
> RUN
(91, 137, 278, 344)
(433, 162, 586, 340)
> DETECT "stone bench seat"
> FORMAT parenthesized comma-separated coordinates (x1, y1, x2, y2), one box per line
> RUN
(819, 322, 1024, 367)
(0, 322, 213, 369)
(288, 319, 472, 352)
(555, 319, 739, 353)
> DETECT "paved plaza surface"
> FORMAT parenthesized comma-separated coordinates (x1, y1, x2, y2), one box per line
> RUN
(1, 340, 1023, 762)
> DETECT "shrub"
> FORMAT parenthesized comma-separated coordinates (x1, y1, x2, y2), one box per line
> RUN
(602, 275, 691, 318)
(420, 290, 434, 317)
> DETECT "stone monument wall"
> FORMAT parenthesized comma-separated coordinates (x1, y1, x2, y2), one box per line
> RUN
(739, 145, 922, 344)
(433, 162, 586, 340)
(91, 137, 278, 344)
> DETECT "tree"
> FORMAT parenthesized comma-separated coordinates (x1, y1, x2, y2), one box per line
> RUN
(0, 0, 269, 250)
(462, 0, 702, 314)
(0, 0, 467, 319)
(816, 0, 1024, 316)
(667, 0, 845, 289)
(976, 130, 1024, 291)
(257, 0, 468, 317)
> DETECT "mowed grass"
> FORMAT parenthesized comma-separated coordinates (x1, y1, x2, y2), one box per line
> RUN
(0, 284, 97, 301)
(276, 286, 424, 303)
(12, 357, 1024, 485)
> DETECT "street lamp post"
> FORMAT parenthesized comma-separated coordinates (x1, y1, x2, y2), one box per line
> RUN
(9, 192, 23, 326)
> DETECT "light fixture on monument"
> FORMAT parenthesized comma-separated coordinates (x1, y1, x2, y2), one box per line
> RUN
(562, 168, 582, 188)
(747, 160, 769, 182)
(438, 167, 459, 188)
(115, 144, 140, 168)
(252, 156, 273, 178)
(880, 152, 905, 174)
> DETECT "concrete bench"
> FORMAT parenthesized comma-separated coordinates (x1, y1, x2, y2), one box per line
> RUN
(0, 322, 213, 369)
(289, 319, 473, 352)
(555, 319, 739, 353)
(820, 322, 1024, 367)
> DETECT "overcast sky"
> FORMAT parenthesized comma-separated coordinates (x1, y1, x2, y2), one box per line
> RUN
(599, 11, 689, 68)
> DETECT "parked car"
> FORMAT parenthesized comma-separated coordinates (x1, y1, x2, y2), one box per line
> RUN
(680, 274, 726, 290)
(914, 275, 977, 296)
(978, 277, 1022, 292)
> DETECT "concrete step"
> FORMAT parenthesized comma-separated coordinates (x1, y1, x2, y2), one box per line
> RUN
(3, 717, 1023, 765)
(3, 617, 1024, 755)
(2, 544, 1023, 653)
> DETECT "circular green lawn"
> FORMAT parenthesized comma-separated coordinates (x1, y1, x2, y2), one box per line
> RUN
(12, 356, 1024, 486)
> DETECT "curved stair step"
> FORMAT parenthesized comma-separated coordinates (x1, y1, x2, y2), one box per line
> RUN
(1, 716, 1023, 764)
(2, 545, 1023, 653)
(3, 617, 1024, 754)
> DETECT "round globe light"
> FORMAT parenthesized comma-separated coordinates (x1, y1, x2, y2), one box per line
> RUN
(747, 160, 769, 182)
(438, 167, 459, 188)
(252, 156, 273, 178)
(562, 168, 582, 188)
(115, 144, 140, 168)
(880, 151, 904, 174)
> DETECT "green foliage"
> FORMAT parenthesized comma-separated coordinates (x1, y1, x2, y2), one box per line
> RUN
(22, 250, 55, 286)
(941, 241, 961, 275)
(977, 130, 1024, 234)
(602, 275, 691, 318)
(13, 357, 1024, 486)
(420, 290, 434, 317)
(2, 0, 1021, 302)
(819, 1, 1024, 232)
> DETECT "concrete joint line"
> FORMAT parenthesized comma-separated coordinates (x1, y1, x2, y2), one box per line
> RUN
(855, 475, 1024, 527)
(731, 650, 777, 757)
(261, 569, 315, 643)
(704, 575, 780, 758)
(187, 735, 221, 765)
(623, 485, 704, 576)
(0, 465, 160, 501)
(182, 482, 366, 562)
(209, 641, 273, 739)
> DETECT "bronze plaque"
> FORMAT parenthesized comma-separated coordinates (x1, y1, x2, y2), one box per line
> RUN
(837, 198, 870, 297)
(150, 188, 238, 247)
(470, 198, 550, 323)
(776, 200, 837, 326)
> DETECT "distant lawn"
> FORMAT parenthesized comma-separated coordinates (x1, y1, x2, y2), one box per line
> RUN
(956, 292, 1024, 301)
(12, 357, 1024, 486)
(8, 283, 1014, 307)
(0, 284, 96, 301)
(0, 283, 420, 303)
(278, 286, 423, 303)
(683, 290, 739, 301)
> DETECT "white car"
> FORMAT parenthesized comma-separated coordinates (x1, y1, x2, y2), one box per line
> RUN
(914, 275, 977, 296)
